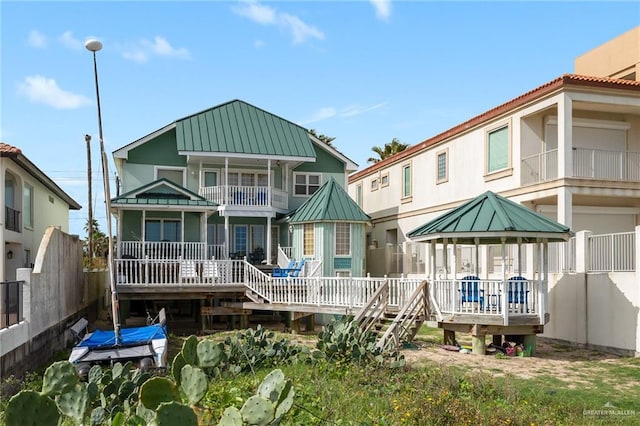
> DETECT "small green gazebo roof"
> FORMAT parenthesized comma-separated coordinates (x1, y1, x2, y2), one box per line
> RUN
(407, 191, 572, 244)
(111, 178, 217, 209)
(289, 178, 370, 224)
(175, 99, 316, 160)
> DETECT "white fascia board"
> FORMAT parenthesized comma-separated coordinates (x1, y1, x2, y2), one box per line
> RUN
(178, 151, 316, 163)
(113, 123, 176, 159)
(409, 231, 571, 243)
(309, 135, 359, 171)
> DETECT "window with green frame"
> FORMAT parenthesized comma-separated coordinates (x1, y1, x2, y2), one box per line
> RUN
(487, 126, 509, 173)
(402, 164, 411, 198)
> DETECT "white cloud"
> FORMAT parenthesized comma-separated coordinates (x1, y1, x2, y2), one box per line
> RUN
(340, 102, 387, 118)
(300, 107, 336, 125)
(123, 36, 190, 63)
(58, 31, 83, 50)
(370, 0, 392, 21)
(233, 0, 325, 44)
(18, 75, 92, 109)
(254, 40, 266, 48)
(28, 30, 46, 48)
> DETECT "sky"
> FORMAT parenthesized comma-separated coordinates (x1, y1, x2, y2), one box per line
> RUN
(1, 1, 639, 238)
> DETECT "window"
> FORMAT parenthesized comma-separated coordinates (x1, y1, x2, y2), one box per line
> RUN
(157, 168, 185, 186)
(303, 223, 314, 256)
(203, 170, 218, 187)
(335, 223, 351, 256)
(402, 164, 412, 198)
(371, 178, 378, 191)
(145, 219, 180, 242)
(486, 125, 509, 174)
(23, 184, 33, 228)
(381, 173, 389, 187)
(294, 173, 321, 196)
(356, 184, 363, 207)
(436, 149, 448, 183)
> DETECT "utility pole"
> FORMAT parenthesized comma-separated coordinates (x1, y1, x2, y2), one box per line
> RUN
(85, 134, 93, 263)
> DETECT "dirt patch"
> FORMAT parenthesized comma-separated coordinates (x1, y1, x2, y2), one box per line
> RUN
(401, 337, 627, 389)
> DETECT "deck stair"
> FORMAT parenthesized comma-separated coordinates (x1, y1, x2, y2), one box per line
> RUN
(355, 280, 430, 351)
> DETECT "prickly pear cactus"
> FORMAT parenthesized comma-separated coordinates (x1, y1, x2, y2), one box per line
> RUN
(4, 390, 60, 426)
(240, 395, 275, 426)
(180, 364, 208, 406)
(153, 401, 198, 426)
(88, 364, 103, 384)
(90, 407, 106, 426)
(217, 406, 243, 426)
(181, 335, 199, 365)
(196, 339, 225, 367)
(41, 360, 79, 396)
(139, 376, 181, 410)
(257, 369, 294, 423)
(171, 352, 187, 385)
(55, 382, 89, 425)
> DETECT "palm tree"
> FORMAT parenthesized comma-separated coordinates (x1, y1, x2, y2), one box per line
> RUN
(309, 129, 335, 146)
(367, 138, 409, 163)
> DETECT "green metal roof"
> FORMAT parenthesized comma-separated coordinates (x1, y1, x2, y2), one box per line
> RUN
(111, 178, 217, 208)
(407, 191, 572, 244)
(289, 178, 370, 223)
(175, 99, 316, 159)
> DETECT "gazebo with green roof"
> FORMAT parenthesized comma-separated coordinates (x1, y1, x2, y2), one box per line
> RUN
(288, 178, 370, 277)
(407, 191, 572, 355)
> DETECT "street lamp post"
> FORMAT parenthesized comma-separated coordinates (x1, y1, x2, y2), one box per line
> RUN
(85, 39, 120, 345)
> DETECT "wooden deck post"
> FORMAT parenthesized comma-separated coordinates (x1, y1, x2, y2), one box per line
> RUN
(444, 329, 456, 346)
(471, 334, 485, 355)
(523, 334, 537, 356)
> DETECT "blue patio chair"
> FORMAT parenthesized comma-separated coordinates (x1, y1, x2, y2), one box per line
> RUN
(507, 276, 529, 308)
(289, 258, 306, 277)
(459, 275, 484, 309)
(272, 259, 296, 277)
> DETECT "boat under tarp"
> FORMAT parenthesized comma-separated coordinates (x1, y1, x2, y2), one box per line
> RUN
(69, 310, 168, 370)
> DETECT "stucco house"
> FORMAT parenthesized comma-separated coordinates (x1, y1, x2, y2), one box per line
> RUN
(347, 27, 640, 355)
(109, 99, 369, 323)
(1, 142, 82, 283)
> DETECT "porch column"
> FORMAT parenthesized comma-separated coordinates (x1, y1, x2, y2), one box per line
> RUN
(224, 215, 230, 259)
(430, 240, 436, 283)
(267, 159, 272, 208)
(266, 216, 272, 265)
(516, 237, 523, 276)
(451, 239, 457, 281)
(225, 158, 229, 205)
(557, 187, 573, 229)
(501, 237, 509, 326)
(142, 211, 146, 242)
(557, 93, 573, 178)
(201, 212, 208, 259)
(474, 238, 480, 276)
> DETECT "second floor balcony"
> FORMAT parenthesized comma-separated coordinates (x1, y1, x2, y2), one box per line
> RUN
(522, 148, 640, 186)
(199, 185, 288, 210)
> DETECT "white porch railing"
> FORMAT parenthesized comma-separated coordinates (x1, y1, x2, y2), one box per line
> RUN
(521, 149, 558, 186)
(431, 278, 542, 319)
(574, 148, 640, 181)
(117, 242, 208, 260)
(199, 185, 288, 210)
(522, 148, 640, 185)
(115, 258, 246, 285)
(277, 246, 292, 268)
(588, 232, 635, 272)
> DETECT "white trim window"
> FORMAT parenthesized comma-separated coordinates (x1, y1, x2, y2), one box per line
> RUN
(380, 173, 389, 187)
(156, 167, 186, 186)
(436, 149, 448, 183)
(486, 124, 510, 174)
(294, 173, 321, 196)
(145, 219, 181, 242)
(23, 183, 34, 229)
(335, 223, 351, 256)
(371, 178, 378, 191)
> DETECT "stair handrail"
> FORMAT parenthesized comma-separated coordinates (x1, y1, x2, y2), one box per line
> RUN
(354, 278, 389, 335)
(243, 260, 273, 302)
(376, 280, 429, 351)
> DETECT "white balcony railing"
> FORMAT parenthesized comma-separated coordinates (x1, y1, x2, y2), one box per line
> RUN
(199, 185, 288, 210)
(588, 232, 635, 272)
(522, 148, 640, 185)
(118, 242, 227, 260)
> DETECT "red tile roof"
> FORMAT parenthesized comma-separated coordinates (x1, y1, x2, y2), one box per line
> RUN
(0, 142, 22, 156)
(349, 74, 640, 182)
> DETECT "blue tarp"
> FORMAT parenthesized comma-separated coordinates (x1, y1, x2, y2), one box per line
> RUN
(78, 324, 167, 349)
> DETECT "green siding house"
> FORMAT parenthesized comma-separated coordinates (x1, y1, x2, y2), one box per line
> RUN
(111, 99, 359, 269)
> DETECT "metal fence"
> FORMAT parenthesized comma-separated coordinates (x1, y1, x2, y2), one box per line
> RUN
(1, 280, 22, 329)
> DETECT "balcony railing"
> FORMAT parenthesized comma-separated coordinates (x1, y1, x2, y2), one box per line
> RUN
(522, 148, 640, 185)
(1, 281, 22, 329)
(199, 185, 288, 210)
(5, 206, 21, 232)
